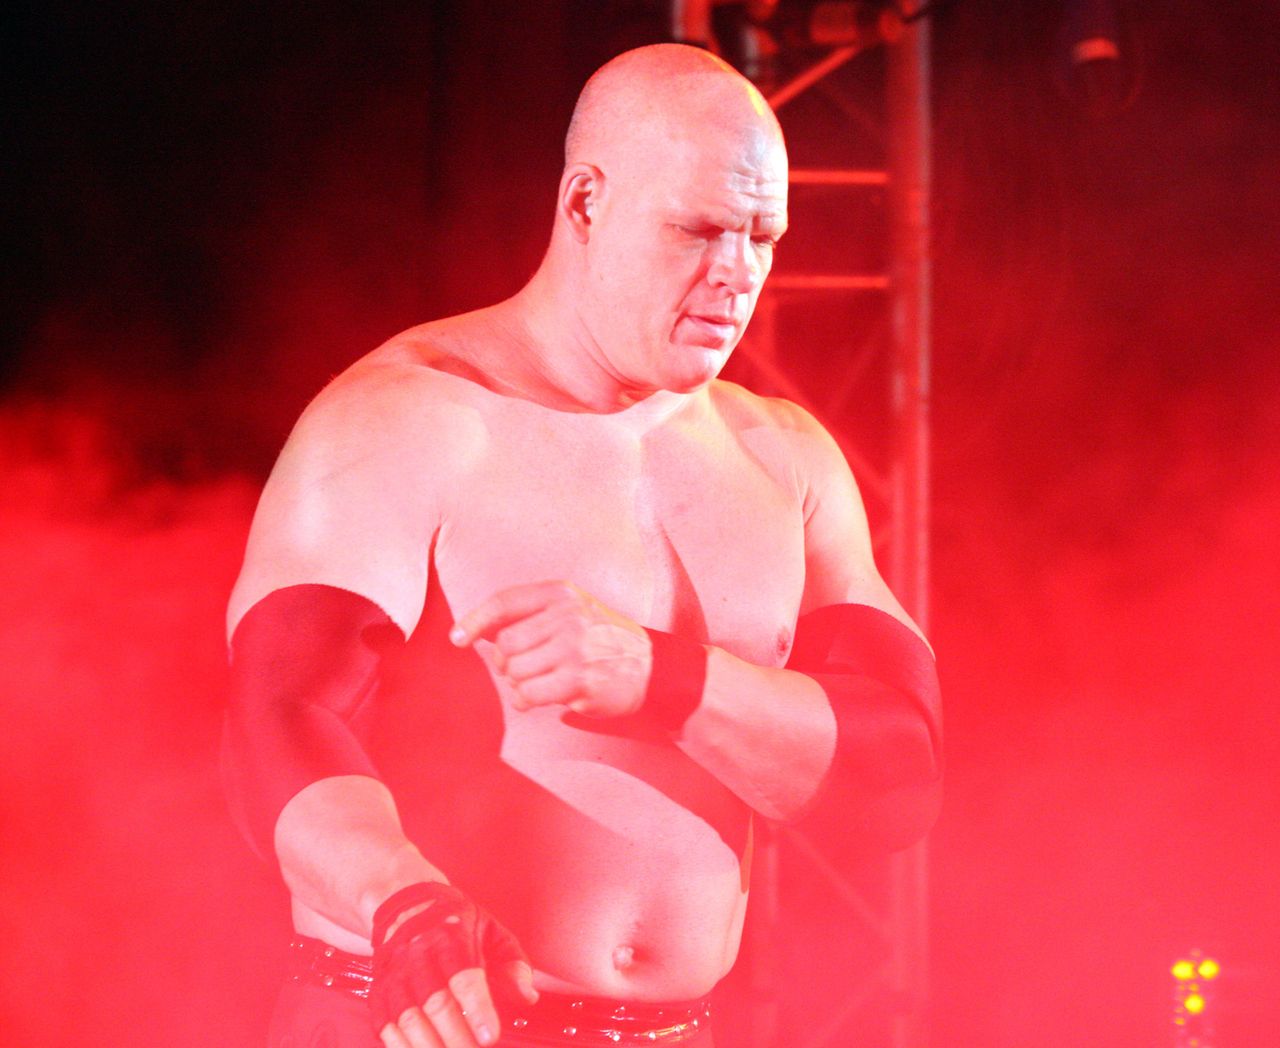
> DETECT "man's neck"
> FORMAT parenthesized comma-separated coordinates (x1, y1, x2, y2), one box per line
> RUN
(490, 279, 695, 427)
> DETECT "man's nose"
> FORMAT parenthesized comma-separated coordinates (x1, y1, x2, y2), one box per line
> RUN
(708, 234, 765, 293)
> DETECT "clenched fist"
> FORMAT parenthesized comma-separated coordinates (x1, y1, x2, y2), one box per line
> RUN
(451, 581, 652, 718)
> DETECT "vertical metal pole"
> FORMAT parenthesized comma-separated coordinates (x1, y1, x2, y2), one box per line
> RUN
(748, 818, 782, 1048)
(744, 292, 781, 1048)
(888, 17, 933, 632)
(887, 9, 933, 1048)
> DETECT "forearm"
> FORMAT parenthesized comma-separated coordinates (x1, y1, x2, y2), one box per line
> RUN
(676, 647, 939, 827)
(674, 651, 837, 821)
(667, 606, 942, 847)
(274, 776, 540, 1048)
(274, 774, 448, 940)
(223, 585, 452, 938)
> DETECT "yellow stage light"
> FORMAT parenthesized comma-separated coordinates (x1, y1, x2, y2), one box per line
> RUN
(1184, 994, 1206, 1015)
(1197, 958, 1220, 980)
(1171, 959, 1196, 981)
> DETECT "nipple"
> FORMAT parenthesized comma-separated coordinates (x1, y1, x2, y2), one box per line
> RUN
(775, 626, 793, 663)
(612, 945, 636, 971)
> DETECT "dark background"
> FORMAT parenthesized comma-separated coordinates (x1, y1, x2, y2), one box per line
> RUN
(3, 2, 1278, 1046)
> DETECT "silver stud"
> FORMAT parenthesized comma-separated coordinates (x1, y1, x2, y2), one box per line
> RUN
(512, 1018, 528, 1028)
(322, 975, 334, 987)
(571, 1000, 584, 1010)
(647, 1034, 658, 1042)
(563, 1026, 578, 1037)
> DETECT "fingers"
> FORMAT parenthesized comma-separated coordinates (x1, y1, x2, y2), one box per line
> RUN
(371, 886, 531, 1048)
(483, 923, 538, 1007)
(396, 1007, 446, 1047)
(451, 581, 576, 647)
(508, 668, 578, 710)
(447, 967, 504, 1045)
(380, 1019, 414, 1048)
(502, 958, 540, 1006)
(380, 982, 497, 1048)
(422, 983, 486, 1047)
(493, 606, 570, 662)
(501, 629, 572, 683)
(380, 1008, 444, 1048)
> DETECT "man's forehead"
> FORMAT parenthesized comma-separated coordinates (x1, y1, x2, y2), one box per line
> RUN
(645, 123, 787, 202)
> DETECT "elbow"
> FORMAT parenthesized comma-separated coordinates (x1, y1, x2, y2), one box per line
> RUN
(777, 775, 941, 854)
(859, 727, 943, 850)
(853, 771, 942, 852)
(782, 731, 943, 853)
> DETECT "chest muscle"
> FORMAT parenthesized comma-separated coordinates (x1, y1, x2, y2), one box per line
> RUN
(433, 416, 805, 667)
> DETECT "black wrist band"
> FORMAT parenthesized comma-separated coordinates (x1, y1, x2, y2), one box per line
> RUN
(371, 881, 456, 947)
(641, 628, 707, 732)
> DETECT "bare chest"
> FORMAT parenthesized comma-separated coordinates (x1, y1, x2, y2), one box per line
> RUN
(432, 407, 806, 666)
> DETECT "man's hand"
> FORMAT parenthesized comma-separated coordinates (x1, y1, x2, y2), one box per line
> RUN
(450, 581, 651, 718)
(371, 882, 538, 1048)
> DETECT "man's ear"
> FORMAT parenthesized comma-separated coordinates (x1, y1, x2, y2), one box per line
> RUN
(559, 163, 602, 244)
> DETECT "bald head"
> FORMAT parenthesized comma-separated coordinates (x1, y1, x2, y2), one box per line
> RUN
(564, 44, 783, 169)
(523, 44, 788, 401)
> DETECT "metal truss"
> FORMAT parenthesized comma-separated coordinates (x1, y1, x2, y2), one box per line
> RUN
(672, 5, 934, 1046)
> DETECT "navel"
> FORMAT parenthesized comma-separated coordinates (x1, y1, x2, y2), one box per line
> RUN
(612, 944, 637, 971)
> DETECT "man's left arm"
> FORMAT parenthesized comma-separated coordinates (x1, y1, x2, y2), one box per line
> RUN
(672, 418, 941, 846)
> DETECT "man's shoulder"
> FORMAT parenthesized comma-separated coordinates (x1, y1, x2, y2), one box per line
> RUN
(707, 378, 851, 489)
(708, 378, 834, 440)
(293, 322, 492, 447)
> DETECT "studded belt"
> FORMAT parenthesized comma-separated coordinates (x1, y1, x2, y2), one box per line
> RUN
(505, 992, 711, 1045)
(286, 936, 374, 998)
(286, 937, 712, 1044)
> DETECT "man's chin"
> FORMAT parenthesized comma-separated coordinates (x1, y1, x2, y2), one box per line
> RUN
(663, 349, 729, 393)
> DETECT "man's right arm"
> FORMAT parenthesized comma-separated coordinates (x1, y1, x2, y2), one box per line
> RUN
(225, 362, 534, 1047)
(225, 580, 442, 935)
(226, 363, 440, 903)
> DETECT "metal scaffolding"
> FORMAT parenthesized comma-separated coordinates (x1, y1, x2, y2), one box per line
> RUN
(673, 5, 934, 1046)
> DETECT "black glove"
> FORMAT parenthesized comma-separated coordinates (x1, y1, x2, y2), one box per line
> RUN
(369, 882, 529, 1033)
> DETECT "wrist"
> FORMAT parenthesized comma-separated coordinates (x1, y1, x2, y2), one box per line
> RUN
(641, 628, 707, 732)
(358, 843, 446, 937)
(372, 881, 461, 948)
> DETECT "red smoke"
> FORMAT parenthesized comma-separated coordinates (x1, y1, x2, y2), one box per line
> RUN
(0, 396, 270, 1045)
(3, 3, 1278, 1047)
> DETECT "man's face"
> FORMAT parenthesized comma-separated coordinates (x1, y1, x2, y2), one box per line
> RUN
(583, 121, 788, 395)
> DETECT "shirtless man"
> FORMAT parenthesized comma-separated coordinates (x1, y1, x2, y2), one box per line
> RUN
(224, 43, 941, 1048)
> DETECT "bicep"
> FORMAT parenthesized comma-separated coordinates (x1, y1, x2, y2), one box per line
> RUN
(798, 430, 922, 642)
(228, 393, 438, 640)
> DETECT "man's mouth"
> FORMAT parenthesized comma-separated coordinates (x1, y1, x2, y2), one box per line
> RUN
(684, 314, 738, 339)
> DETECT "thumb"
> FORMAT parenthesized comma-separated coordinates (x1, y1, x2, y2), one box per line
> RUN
(502, 959, 539, 1005)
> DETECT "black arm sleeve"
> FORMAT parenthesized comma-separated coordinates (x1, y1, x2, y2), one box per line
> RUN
(785, 603, 942, 849)
(220, 584, 406, 859)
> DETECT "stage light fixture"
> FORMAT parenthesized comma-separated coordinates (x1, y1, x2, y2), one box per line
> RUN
(1170, 951, 1218, 1047)
(1053, 0, 1141, 118)
(1196, 958, 1220, 981)
(672, 0, 918, 87)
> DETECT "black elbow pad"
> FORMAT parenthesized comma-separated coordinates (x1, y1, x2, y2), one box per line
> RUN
(220, 584, 406, 859)
(786, 603, 942, 844)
